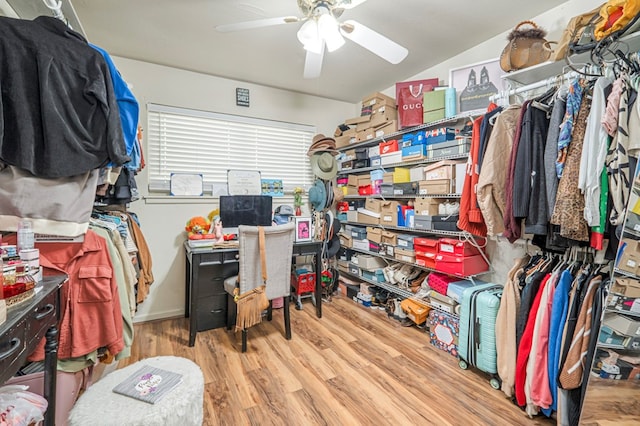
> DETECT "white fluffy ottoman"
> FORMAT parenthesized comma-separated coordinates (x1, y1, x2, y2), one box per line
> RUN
(68, 356, 204, 426)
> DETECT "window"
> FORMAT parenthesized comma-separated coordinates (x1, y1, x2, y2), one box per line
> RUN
(146, 104, 316, 195)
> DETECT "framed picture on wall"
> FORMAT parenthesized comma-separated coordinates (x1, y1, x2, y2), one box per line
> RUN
(294, 217, 312, 242)
(449, 58, 504, 113)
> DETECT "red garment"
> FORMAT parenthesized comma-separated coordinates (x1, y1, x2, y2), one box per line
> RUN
(11, 231, 125, 361)
(515, 273, 550, 407)
(458, 116, 487, 237)
(503, 101, 530, 243)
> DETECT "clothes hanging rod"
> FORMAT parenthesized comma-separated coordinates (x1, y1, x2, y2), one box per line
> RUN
(490, 71, 579, 103)
(42, 0, 67, 24)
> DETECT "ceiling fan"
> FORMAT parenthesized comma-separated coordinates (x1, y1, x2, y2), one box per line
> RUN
(216, 0, 408, 79)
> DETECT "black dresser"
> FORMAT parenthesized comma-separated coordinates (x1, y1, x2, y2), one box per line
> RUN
(0, 275, 65, 425)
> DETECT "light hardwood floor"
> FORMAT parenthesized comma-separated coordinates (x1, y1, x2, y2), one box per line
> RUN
(119, 296, 557, 425)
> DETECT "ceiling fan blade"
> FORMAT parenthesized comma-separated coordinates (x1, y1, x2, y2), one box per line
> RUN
(216, 16, 300, 32)
(304, 43, 325, 79)
(340, 20, 408, 64)
(338, 0, 369, 10)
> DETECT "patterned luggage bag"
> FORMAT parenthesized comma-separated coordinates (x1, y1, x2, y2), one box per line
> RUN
(458, 282, 502, 389)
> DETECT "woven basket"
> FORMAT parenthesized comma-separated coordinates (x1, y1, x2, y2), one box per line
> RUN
(5, 288, 35, 309)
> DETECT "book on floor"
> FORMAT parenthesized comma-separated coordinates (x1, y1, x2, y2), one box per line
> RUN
(112, 365, 183, 404)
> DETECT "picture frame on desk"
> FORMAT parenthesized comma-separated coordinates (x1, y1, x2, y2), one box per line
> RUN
(449, 58, 504, 113)
(294, 217, 312, 242)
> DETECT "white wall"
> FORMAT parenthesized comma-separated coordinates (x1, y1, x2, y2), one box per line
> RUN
(123, 0, 604, 321)
(112, 57, 357, 322)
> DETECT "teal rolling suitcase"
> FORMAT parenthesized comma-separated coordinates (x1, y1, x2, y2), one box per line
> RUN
(457, 282, 502, 389)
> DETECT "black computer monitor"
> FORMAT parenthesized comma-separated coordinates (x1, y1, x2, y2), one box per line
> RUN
(219, 195, 273, 234)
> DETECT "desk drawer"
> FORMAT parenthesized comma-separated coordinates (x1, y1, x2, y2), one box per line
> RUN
(27, 289, 58, 347)
(292, 242, 320, 257)
(196, 295, 227, 331)
(196, 251, 239, 265)
(197, 263, 238, 298)
(0, 322, 27, 381)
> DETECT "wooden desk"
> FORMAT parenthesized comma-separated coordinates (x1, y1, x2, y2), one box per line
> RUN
(0, 275, 65, 425)
(184, 240, 323, 347)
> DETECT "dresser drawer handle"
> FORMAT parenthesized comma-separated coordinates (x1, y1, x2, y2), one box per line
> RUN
(210, 309, 224, 314)
(0, 338, 21, 361)
(35, 304, 55, 320)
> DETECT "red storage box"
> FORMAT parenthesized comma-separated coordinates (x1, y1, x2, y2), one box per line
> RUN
(416, 253, 436, 269)
(437, 238, 481, 256)
(435, 253, 488, 277)
(358, 185, 373, 196)
(414, 237, 438, 248)
(292, 272, 316, 295)
(379, 139, 399, 155)
(428, 272, 458, 295)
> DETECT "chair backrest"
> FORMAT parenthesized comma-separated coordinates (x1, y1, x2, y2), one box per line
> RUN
(237, 222, 295, 299)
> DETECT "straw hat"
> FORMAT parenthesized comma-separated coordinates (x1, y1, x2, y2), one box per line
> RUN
(311, 152, 338, 180)
(307, 133, 338, 157)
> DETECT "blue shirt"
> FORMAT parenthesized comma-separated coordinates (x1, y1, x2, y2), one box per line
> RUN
(544, 269, 572, 415)
(90, 43, 140, 170)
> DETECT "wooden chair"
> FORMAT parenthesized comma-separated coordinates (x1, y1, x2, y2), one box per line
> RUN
(224, 223, 295, 352)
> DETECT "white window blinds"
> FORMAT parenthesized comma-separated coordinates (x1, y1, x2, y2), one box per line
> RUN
(147, 104, 315, 193)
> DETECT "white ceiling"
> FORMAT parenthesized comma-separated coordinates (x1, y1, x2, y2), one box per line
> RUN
(8, 0, 568, 103)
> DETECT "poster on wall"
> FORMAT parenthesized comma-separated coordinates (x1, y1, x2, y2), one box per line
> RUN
(449, 58, 504, 113)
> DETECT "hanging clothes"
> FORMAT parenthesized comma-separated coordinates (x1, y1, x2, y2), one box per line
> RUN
(458, 115, 488, 237)
(544, 97, 566, 221)
(496, 255, 529, 397)
(0, 16, 129, 178)
(605, 76, 632, 226)
(551, 90, 592, 242)
(477, 104, 522, 236)
(579, 76, 614, 227)
(504, 101, 531, 243)
(515, 273, 552, 407)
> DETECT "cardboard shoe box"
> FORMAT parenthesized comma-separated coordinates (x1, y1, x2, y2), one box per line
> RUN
(604, 312, 640, 337)
(610, 277, 640, 298)
(419, 179, 453, 195)
(414, 198, 441, 216)
(381, 230, 398, 246)
(366, 227, 382, 244)
(618, 238, 640, 276)
(380, 201, 400, 227)
(357, 255, 387, 271)
(395, 247, 416, 263)
(424, 160, 464, 181)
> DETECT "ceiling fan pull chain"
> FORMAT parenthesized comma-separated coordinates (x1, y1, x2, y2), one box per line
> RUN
(409, 84, 423, 98)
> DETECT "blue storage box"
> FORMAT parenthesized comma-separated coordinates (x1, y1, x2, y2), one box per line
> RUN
(425, 128, 457, 145)
(401, 144, 427, 159)
(350, 227, 367, 240)
(362, 269, 386, 283)
(370, 169, 384, 181)
(411, 131, 426, 146)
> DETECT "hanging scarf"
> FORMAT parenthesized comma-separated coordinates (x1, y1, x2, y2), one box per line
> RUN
(556, 79, 584, 178)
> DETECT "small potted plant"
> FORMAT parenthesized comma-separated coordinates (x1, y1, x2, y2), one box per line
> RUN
(293, 187, 305, 216)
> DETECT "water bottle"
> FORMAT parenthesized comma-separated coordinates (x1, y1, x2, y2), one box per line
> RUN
(17, 220, 34, 253)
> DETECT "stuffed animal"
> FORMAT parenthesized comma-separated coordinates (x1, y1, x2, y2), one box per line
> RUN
(185, 216, 211, 240)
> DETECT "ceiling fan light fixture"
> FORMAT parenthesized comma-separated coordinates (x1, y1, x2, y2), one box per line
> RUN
(317, 13, 344, 52)
(297, 19, 318, 45)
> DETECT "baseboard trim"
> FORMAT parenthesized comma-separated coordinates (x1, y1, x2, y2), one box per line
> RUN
(133, 308, 184, 324)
